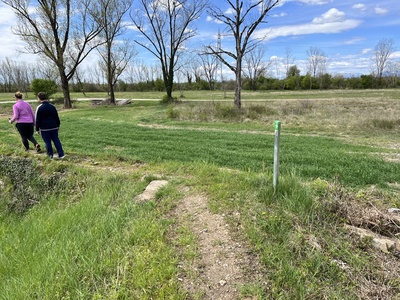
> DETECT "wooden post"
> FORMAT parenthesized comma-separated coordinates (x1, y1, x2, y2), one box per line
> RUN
(273, 120, 281, 192)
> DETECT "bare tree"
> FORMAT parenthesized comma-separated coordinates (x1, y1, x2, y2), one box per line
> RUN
(386, 61, 400, 87)
(307, 46, 327, 89)
(178, 53, 201, 85)
(271, 56, 281, 80)
(0, 58, 16, 92)
(307, 47, 327, 78)
(95, 0, 135, 104)
(206, 0, 281, 109)
(71, 66, 88, 96)
(243, 45, 270, 90)
(2, 0, 104, 108)
(0, 58, 33, 93)
(282, 46, 294, 89)
(130, 0, 208, 102)
(33, 59, 60, 82)
(283, 46, 294, 78)
(199, 52, 218, 90)
(372, 38, 396, 84)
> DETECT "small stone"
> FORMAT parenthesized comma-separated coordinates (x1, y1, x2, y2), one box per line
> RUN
(219, 280, 227, 286)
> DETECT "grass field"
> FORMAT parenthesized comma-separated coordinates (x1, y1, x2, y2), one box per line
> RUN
(0, 89, 400, 299)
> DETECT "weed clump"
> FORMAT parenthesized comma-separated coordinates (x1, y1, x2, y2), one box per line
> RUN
(0, 156, 71, 214)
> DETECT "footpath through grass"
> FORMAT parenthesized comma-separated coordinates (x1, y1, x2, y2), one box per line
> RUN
(1, 95, 400, 299)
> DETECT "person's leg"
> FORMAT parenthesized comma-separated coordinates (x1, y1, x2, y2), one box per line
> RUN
(25, 124, 40, 150)
(50, 130, 64, 158)
(16, 123, 29, 150)
(40, 131, 54, 158)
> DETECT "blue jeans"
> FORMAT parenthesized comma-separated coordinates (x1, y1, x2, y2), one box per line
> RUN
(41, 129, 64, 158)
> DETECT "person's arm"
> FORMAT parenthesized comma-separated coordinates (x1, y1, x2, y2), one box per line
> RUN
(35, 106, 40, 132)
(53, 105, 61, 128)
(9, 104, 18, 123)
(29, 105, 36, 125)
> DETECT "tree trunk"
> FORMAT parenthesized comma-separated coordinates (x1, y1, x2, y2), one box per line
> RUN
(165, 64, 174, 102)
(109, 83, 116, 104)
(59, 71, 72, 109)
(234, 64, 242, 109)
(107, 44, 116, 105)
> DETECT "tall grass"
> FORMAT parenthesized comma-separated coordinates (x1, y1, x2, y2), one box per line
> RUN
(0, 169, 186, 299)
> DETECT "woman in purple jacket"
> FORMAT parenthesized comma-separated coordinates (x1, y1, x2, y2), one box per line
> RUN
(9, 91, 41, 152)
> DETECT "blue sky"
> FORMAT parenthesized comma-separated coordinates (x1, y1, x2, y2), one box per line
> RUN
(190, 0, 400, 78)
(0, 0, 399, 79)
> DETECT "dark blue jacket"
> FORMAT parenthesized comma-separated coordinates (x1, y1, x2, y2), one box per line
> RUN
(35, 101, 61, 132)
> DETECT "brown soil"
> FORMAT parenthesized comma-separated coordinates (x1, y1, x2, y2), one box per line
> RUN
(170, 189, 266, 299)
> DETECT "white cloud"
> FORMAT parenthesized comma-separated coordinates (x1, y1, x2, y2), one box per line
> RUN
(256, 19, 362, 40)
(294, 0, 332, 4)
(254, 9, 362, 40)
(390, 51, 400, 59)
(343, 38, 365, 45)
(224, 8, 235, 15)
(375, 6, 388, 15)
(0, 5, 26, 60)
(271, 12, 287, 18)
(312, 8, 345, 24)
(352, 4, 367, 12)
(206, 15, 224, 25)
(361, 48, 372, 55)
(0, 4, 17, 25)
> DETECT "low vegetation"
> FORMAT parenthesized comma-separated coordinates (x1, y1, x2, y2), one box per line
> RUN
(0, 90, 400, 299)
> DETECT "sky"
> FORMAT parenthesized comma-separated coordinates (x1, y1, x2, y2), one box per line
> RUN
(0, 0, 399, 79)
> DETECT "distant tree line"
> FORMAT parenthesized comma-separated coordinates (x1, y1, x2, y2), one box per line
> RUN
(0, 0, 398, 103)
(0, 57, 398, 97)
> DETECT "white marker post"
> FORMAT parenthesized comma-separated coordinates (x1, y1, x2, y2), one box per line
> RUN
(273, 120, 281, 192)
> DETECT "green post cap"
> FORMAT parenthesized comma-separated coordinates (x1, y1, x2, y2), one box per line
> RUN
(274, 120, 280, 131)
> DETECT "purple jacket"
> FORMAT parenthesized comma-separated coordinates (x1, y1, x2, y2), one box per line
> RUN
(10, 100, 36, 124)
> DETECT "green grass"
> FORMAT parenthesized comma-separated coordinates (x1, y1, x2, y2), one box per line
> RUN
(1, 92, 400, 299)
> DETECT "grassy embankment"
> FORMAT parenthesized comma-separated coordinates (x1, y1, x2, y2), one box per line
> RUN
(0, 89, 400, 299)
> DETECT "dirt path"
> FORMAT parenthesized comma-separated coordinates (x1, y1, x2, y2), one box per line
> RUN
(171, 190, 265, 299)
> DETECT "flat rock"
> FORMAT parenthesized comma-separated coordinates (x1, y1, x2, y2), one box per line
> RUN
(134, 180, 168, 202)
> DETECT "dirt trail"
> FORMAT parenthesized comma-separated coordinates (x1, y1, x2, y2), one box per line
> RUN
(171, 191, 265, 299)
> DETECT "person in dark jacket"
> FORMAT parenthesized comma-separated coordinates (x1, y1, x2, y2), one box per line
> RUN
(35, 92, 65, 159)
(9, 91, 41, 152)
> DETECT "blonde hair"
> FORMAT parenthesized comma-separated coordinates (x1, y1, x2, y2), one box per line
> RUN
(15, 91, 23, 99)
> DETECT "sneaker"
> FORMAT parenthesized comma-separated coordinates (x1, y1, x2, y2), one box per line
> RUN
(35, 144, 41, 153)
(58, 155, 65, 159)
(49, 156, 53, 160)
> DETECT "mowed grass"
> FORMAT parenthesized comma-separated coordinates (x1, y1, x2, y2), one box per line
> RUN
(57, 102, 400, 187)
(1, 91, 400, 299)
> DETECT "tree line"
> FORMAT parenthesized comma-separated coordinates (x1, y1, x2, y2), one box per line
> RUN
(1, 0, 398, 108)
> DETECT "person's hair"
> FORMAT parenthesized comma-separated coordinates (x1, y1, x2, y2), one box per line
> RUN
(15, 91, 23, 99)
(37, 92, 47, 101)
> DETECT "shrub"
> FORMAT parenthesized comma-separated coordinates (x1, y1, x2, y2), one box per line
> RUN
(166, 105, 180, 119)
(31, 78, 58, 98)
(160, 95, 178, 104)
(214, 103, 241, 121)
(370, 119, 398, 130)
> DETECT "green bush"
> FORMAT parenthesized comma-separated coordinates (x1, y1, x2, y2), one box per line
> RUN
(166, 105, 180, 119)
(214, 103, 241, 120)
(160, 95, 178, 104)
(31, 78, 58, 98)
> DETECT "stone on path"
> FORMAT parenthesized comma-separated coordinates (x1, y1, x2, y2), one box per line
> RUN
(134, 180, 168, 202)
